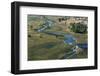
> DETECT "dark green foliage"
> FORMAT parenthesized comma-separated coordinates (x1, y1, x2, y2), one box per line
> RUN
(70, 23, 87, 33)
(28, 34, 31, 38)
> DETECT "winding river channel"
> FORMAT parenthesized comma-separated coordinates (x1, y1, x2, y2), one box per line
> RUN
(34, 19, 87, 59)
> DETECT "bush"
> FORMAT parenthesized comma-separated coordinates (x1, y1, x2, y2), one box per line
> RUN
(70, 23, 87, 33)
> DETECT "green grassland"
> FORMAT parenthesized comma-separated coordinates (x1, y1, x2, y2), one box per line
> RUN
(28, 15, 88, 61)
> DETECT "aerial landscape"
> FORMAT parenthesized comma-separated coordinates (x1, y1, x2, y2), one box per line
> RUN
(27, 14, 88, 61)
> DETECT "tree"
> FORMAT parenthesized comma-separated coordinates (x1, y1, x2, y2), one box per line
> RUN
(70, 23, 87, 33)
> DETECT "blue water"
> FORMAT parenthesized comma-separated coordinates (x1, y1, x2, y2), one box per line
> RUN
(77, 43, 88, 49)
(37, 19, 54, 32)
(64, 34, 76, 45)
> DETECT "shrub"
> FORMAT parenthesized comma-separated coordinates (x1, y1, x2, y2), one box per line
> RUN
(70, 23, 87, 33)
